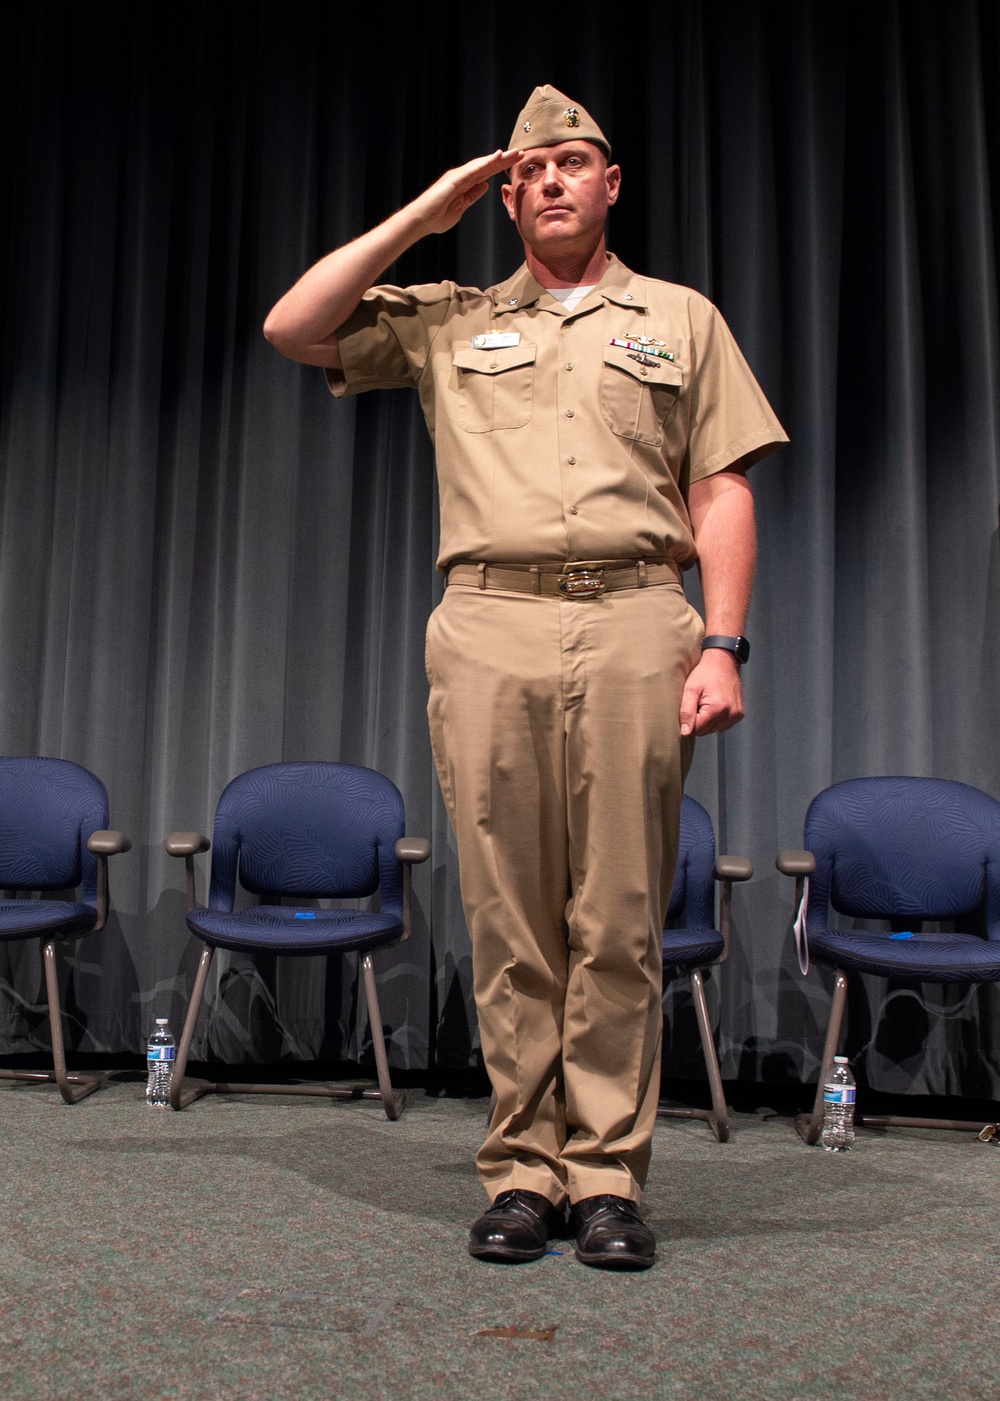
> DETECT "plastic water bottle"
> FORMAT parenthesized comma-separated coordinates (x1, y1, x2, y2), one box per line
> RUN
(821, 1055, 856, 1151)
(146, 1018, 175, 1107)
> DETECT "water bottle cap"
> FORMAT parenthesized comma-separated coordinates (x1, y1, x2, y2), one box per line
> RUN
(834, 1055, 848, 1063)
(155, 1017, 169, 1025)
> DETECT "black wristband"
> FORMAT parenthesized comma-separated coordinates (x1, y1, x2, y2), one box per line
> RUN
(702, 634, 750, 665)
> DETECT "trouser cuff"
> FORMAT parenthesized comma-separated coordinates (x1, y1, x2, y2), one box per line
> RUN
(483, 1165, 567, 1209)
(565, 1169, 642, 1205)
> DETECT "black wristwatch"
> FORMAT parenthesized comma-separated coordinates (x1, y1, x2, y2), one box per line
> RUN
(702, 634, 750, 665)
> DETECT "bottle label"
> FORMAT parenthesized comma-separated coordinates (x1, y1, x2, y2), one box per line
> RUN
(823, 1085, 855, 1105)
(147, 1047, 175, 1062)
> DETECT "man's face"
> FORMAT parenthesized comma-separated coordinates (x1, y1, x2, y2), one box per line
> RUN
(501, 141, 621, 256)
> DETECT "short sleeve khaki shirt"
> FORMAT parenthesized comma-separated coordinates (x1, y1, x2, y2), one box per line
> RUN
(329, 254, 787, 572)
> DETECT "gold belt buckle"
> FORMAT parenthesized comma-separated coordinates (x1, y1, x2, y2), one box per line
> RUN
(558, 567, 607, 599)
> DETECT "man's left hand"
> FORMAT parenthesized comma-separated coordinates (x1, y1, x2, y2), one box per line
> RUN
(679, 648, 745, 736)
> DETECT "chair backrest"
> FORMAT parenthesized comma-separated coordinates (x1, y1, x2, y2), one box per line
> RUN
(804, 777, 1000, 935)
(0, 757, 109, 905)
(206, 762, 406, 917)
(666, 795, 717, 930)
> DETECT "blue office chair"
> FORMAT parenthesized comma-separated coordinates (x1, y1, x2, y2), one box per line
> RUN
(657, 795, 752, 1141)
(165, 761, 430, 1119)
(0, 756, 131, 1102)
(777, 776, 1000, 1143)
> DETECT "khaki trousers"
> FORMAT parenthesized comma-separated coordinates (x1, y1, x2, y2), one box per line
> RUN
(425, 578, 703, 1206)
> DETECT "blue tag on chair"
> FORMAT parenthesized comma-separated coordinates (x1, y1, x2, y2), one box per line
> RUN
(294, 911, 317, 920)
(889, 931, 914, 940)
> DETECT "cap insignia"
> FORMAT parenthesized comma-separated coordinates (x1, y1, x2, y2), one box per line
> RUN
(523, 120, 531, 133)
(563, 108, 580, 127)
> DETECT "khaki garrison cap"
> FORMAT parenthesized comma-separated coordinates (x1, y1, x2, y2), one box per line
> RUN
(508, 84, 611, 160)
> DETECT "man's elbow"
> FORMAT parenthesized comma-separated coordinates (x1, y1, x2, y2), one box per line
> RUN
(262, 314, 342, 369)
(262, 308, 297, 356)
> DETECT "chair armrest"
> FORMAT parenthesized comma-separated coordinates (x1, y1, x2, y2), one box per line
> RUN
(88, 830, 132, 856)
(777, 850, 815, 977)
(87, 830, 132, 930)
(396, 838, 430, 943)
(164, 832, 211, 857)
(714, 855, 752, 962)
(164, 832, 211, 911)
(395, 837, 430, 864)
(715, 855, 752, 883)
(776, 849, 815, 876)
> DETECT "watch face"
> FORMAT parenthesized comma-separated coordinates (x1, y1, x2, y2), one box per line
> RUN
(734, 636, 750, 664)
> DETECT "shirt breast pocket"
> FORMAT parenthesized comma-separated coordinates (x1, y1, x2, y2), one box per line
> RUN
(449, 344, 537, 433)
(600, 344, 683, 446)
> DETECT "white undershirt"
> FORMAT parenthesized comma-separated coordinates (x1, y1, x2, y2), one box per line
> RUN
(547, 285, 596, 313)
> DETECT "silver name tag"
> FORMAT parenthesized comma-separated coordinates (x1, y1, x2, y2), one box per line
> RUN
(472, 333, 521, 349)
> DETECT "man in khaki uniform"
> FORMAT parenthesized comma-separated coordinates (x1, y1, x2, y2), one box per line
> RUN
(265, 86, 787, 1271)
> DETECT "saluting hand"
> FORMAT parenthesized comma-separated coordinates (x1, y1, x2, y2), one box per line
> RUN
(263, 147, 522, 367)
(412, 149, 522, 235)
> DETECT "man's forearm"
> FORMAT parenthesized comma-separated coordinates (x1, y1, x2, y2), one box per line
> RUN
(688, 467, 756, 635)
(262, 147, 521, 367)
(262, 207, 433, 367)
(679, 466, 756, 737)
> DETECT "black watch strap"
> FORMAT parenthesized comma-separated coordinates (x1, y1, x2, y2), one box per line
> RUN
(702, 634, 750, 665)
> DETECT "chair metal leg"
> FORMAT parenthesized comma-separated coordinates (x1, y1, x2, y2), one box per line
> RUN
(690, 969, 729, 1142)
(657, 969, 729, 1139)
(170, 946, 215, 1109)
(362, 953, 405, 1120)
(43, 940, 103, 1104)
(167, 945, 405, 1117)
(796, 969, 848, 1145)
(792, 970, 994, 1141)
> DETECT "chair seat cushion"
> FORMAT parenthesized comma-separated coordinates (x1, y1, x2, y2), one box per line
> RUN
(662, 927, 725, 968)
(0, 899, 96, 940)
(808, 928, 1000, 982)
(188, 905, 404, 955)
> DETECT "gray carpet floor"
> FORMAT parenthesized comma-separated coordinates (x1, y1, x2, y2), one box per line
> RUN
(0, 1077, 997, 1400)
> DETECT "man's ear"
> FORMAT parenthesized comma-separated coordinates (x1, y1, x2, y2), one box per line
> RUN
(606, 163, 621, 207)
(501, 181, 518, 222)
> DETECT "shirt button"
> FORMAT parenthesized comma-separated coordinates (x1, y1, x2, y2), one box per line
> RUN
(565, 362, 574, 370)
(640, 367, 648, 376)
(566, 409, 575, 418)
(567, 456, 577, 465)
(570, 506, 579, 515)
(490, 361, 498, 369)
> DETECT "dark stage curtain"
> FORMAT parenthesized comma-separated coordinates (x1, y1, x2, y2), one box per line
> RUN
(1, 0, 999, 1094)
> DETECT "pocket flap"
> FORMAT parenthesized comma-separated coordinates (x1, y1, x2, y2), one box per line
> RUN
(453, 344, 537, 375)
(603, 343, 682, 388)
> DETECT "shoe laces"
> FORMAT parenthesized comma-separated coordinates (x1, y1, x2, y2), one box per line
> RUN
(575, 1194, 641, 1220)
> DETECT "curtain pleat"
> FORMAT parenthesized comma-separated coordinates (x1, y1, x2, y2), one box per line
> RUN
(2, 0, 999, 1094)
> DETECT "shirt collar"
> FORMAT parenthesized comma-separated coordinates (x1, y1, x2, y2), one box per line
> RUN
(598, 255, 649, 310)
(490, 254, 648, 316)
(490, 264, 545, 316)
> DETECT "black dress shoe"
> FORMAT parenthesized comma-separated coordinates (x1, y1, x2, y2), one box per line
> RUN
(468, 1189, 563, 1263)
(569, 1194, 656, 1270)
